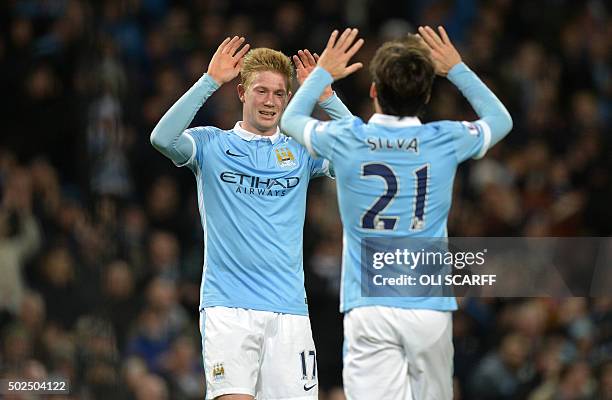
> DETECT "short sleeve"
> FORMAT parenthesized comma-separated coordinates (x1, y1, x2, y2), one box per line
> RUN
(452, 120, 492, 163)
(303, 116, 358, 161)
(181, 126, 219, 169)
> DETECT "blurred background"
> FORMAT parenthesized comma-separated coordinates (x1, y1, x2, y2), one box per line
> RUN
(0, 0, 611, 399)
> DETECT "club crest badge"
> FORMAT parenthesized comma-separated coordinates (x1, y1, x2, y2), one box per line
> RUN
(212, 363, 225, 382)
(275, 147, 297, 168)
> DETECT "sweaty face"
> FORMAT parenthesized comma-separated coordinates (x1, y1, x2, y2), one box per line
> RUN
(240, 71, 290, 135)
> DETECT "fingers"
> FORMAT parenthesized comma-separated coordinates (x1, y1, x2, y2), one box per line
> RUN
(326, 30, 339, 49)
(304, 49, 317, 66)
(234, 43, 250, 61)
(294, 50, 314, 70)
(292, 54, 305, 70)
(217, 37, 232, 53)
(318, 27, 363, 80)
(336, 28, 352, 49)
(344, 29, 360, 51)
(232, 56, 246, 74)
(296, 50, 314, 68)
(337, 28, 360, 52)
(337, 29, 362, 64)
(416, 26, 459, 76)
(346, 38, 364, 58)
(417, 26, 435, 49)
(217, 36, 249, 68)
(221, 36, 238, 54)
(227, 36, 244, 57)
(414, 33, 426, 44)
(437, 26, 451, 45)
(425, 26, 444, 46)
(329, 28, 362, 55)
(344, 62, 363, 76)
(417, 26, 443, 50)
(223, 36, 244, 55)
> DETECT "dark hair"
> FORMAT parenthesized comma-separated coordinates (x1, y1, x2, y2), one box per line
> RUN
(369, 34, 435, 117)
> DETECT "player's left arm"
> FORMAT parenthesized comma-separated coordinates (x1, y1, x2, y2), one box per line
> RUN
(282, 29, 364, 158)
(292, 49, 347, 178)
(293, 49, 352, 119)
(418, 26, 512, 159)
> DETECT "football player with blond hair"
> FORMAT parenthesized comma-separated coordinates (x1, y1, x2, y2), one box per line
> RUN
(151, 36, 351, 400)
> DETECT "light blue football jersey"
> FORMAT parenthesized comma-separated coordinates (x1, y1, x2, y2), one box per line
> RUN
(182, 122, 332, 315)
(306, 113, 491, 312)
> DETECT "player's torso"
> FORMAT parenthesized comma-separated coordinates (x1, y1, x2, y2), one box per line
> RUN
(335, 121, 458, 239)
(202, 132, 310, 207)
(194, 129, 315, 314)
(333, 119, 459, 312)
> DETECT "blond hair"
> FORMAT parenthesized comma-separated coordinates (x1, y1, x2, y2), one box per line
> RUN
(240, 48, 294, 92)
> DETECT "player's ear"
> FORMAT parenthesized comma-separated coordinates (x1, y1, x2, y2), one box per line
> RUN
(237, 84, 246, 102)
(287, 91, 293, 102)
(369, 82, 377, 99)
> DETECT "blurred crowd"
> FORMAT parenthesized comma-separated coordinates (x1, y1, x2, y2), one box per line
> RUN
(0, 0, 611, 399)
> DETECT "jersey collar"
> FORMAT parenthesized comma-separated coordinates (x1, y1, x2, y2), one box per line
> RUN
(369, 113, 422, 127)
(233, 121, 281, 144)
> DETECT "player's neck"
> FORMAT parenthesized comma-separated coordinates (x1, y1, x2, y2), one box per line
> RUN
(373, 98, 383, 114)
(240, 121, 277, 137)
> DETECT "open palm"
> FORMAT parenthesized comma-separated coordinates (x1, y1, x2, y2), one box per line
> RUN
(417, 26, 462, 77)
(207, 36, 250, 85)
(293, 49, 333, 101)
(317, 28, 364, 81)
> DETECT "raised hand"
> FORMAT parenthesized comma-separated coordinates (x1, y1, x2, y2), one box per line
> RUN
(417, 26, 462, 77)
(317, 28, 364, 81)
(293, 49, 333, 101)
(207, 36, 250, 85)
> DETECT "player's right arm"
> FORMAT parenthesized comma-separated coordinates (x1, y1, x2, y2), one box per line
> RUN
(281, 29, 364, 158)
(293, 49, 352, 120)
(150, 36, 250, 165)
(418, 26, 513, 159)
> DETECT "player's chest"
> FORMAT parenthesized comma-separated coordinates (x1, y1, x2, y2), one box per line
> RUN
(203, 141, 308, 198)
(214, 140, 303, 171)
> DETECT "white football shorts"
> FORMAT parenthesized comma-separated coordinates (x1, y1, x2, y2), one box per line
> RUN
(200, 306, 318, 400)
(343, 306, 453, 400)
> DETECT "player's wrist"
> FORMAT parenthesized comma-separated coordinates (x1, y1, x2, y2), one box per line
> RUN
(318, 88, 334, 103)
(205, 71, 224, 86)
(311, 66, 334, 83)
(446, 62, 467, 79)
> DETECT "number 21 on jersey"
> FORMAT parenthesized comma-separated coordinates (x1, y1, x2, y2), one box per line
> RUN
(360, 162, 429, 231)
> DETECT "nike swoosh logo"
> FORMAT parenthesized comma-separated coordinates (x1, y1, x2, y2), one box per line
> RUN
(303, 383, 317, 391)
(225, 149, 246, 157)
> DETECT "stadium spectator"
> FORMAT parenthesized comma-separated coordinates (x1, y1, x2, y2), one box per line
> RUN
(469, 333, 533, 399)
(0, 1, 610, 398)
